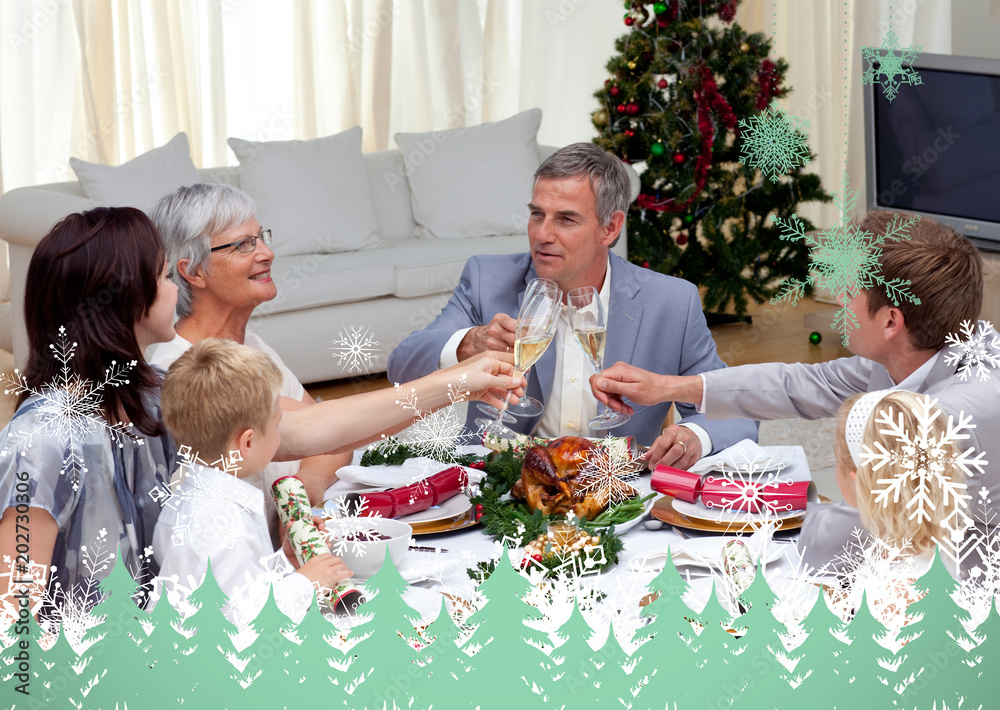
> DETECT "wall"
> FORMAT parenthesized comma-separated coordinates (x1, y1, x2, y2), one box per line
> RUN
(952, 0, 1000, 60)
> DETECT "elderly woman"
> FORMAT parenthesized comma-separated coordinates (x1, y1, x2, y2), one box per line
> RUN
(147, 184, 348, 541)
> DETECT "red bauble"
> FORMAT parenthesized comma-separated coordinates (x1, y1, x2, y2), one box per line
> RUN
(623, 129, 635, 137)
(626, 102, 640, 115)
(657, 78, 668, 89)
(658, 19, 668, 28)
(673, 152, 685, 164)
(642, 261, 650, 268)
(624, 15, 634, 25)
(610, 85, 620, 97)
(617, 103, 627, 113)
(677, 234, 689, 245)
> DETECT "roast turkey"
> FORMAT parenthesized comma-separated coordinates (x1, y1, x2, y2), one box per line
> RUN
(510, 436, 608, 520)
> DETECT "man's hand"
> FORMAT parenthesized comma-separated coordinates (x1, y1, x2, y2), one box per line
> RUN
(457, 313, 517, 361)
(644, 425, 703, 470)
(590, 362, 704, 412)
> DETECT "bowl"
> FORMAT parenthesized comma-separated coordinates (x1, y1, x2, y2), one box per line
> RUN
(324, 516, 412, 580)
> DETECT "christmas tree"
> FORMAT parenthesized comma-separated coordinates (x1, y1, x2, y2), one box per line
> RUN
(592, 0, 830, 317)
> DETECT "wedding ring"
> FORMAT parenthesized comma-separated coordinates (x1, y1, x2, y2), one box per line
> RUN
(676, 441, 688, 454)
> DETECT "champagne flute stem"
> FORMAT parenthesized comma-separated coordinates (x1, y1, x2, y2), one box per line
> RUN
(494, 369, 524, 423)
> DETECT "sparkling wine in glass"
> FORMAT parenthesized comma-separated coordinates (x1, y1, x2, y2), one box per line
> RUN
(476, 278, 560, 422)
(567, 286, 630, 430)
(475, 288, 560, 439)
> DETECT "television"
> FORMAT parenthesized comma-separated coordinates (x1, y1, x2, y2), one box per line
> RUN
(863, 51, 1000, 250)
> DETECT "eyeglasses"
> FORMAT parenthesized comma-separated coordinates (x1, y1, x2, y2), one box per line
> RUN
(210, 229, 272, 254)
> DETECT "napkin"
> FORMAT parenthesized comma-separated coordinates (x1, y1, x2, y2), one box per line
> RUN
(630, 524, 777, 571)
(337, 457, 481, 488)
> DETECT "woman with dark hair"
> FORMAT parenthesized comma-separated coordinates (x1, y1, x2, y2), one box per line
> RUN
(0, 206, 522, 611)
(0, 207, 178, 608)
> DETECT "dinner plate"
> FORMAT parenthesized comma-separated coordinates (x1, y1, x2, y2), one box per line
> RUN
(651, 496, 804, 534)
(671, 498, 806, 525)
(409, 507, 480, 536)
(399, 494, 472, 525)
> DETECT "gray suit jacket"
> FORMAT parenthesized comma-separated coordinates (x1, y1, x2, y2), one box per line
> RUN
(704, 332, 1000, 569)
(388, 252, 758, 450)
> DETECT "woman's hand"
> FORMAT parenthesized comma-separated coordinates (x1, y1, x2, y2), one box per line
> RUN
(446, 350, 526, 410)
(296, 552, 353, 590)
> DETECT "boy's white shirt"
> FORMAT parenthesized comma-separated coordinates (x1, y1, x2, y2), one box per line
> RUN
(152, 461, 316, 624)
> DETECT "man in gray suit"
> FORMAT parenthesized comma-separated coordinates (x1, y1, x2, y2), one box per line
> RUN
(388, 143, 757, 466)
(591, 211, 993, 569)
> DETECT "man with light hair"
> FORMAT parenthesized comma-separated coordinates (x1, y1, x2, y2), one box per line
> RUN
(389, 142, 757, 462)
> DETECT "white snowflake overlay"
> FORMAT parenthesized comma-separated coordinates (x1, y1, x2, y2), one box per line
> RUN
(944, 320, 1000, 382)
(395, 376, 471, 462)
(1, 326, 140, 490)
(702, 447, 794, 532)
(575, 441, 643, 507)
(148, 446, 245, 548)
(330, 324, 380, 374)
(861, 395, 987, 568)
(323, 495, 386, 557)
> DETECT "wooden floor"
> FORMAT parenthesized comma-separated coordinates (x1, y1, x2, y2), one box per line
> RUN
(0, 297, 849, 428)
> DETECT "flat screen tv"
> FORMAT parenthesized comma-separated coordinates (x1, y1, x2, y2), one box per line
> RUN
(863, 52, 1000, 249)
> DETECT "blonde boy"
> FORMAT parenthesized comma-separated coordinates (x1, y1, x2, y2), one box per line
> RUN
(154, 338, 351, 619)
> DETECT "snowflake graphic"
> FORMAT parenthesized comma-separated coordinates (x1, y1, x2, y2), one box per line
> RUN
(944, 320, 1000, 383)
(956, 486, 1000, 627)
(323, 495, 385, 557)
(861, 28, 923, 103)
(861, 395, 987, 569)
(770, 173, 922, 345)
(330, 325, 380, 374)
(737, 101, 811, 183)
(148, 446, 245, 548)
(699, 447, 796, 532)
(1, 326, 140, 490)
(574, 441, 643, 507)
(395, 376, 471, 462)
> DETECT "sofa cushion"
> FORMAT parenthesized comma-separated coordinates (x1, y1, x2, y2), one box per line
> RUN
(253, 249, 397, 318)
(390, 235, 528, 298)
(69, 132, 201, 211)
(394, 109, 542, 239)
(364, 148, 417, 242)
(228, 127, 383, 257)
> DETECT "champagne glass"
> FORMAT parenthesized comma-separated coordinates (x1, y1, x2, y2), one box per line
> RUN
(476, 279, 560, 421)
(475, 287, 561, 439)
(567, 286, 630, 430)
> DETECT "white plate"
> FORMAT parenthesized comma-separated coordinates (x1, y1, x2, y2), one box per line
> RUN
(398, 494, 472, 525)
(671, 497, 805, 524)
(602, 495, 657, 535)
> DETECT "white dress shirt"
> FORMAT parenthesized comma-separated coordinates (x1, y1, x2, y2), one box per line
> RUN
(440, 258, 712, 449)
(153, 462, 315, 623)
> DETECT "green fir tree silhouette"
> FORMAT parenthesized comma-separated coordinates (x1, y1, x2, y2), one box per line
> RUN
(35, 622, 88, 710)
(590, 621, 640, 710)
(77, 546, 151, 709)
(964, 598, 1000, 710)
(285, 592, 350, 704)
(409, 595, 471, 709)
(789, 588, 850, 704)
(894, 550, 975, 709)
(142, 589, 188, 704)
(1, 603, 59, 709)
(630, 552, 696, 707)
(688, 581, 743, 708)
(346, 549, 423, 710)
(238, 584, 295, 704)
(842, 590, 896, 707)
(548, 597, 600, 707)
(731, 563, 792, 707)
(180, 557, 244, 707)
(464, 546, 553, 709)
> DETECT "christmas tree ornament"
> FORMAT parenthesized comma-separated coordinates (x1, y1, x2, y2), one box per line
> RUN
(650, 142, 666, 157)
(683, 214, 694, 225)
(676, 234, 689, 246)
(625, 102, 640, 115)
(592, 109, 610, 127)
(627, 60, 637, 70)
(740, 42, 750, 53)
(616, 103, 627, 113)
(623, 129, 635, 138)
(654, 1, 668, 14)
(658, 19, 668, 28)
(610, 85, 620, 97)
(624, 15, 634, 26)
(642, 261, 650, 268)
(673, 152, 685, 164)
(657, 78, 668, 89)
(809, 331, 822, 345)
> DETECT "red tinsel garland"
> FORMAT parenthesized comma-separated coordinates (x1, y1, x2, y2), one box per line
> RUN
(756, 58, 777, 109)
(635, 64, 736, 214)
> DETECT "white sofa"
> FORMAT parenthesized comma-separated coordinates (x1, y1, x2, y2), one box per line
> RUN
(0, 145, 629, 384)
